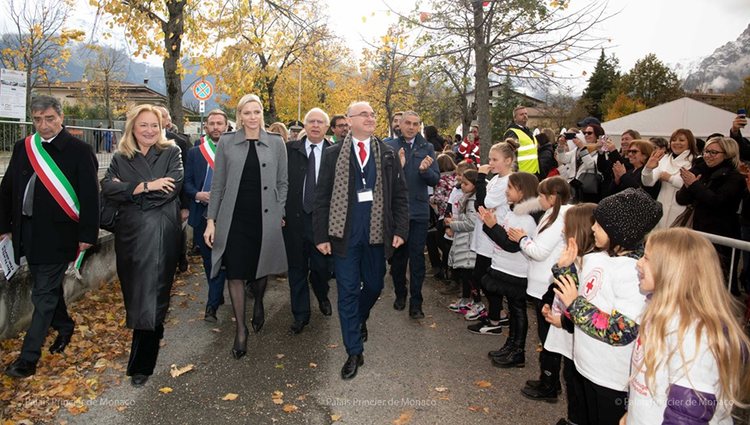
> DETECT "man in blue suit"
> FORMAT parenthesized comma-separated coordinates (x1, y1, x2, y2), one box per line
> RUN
(386, 111, 440, 319)
(314, 101, 409, 380)
(184, 109, 228, 322)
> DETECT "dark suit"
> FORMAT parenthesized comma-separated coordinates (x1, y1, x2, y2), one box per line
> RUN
(0, 128, 99, 364)
(184, 144, 226, 309)
(166, 130, 190, 269)
(386, 134, 439, 309)
(313, 138, 409, 356)
(283, 137, 331, 325)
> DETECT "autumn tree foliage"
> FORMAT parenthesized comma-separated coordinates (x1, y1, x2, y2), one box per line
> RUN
(0, 0, 84, 119)
(83, 45, 128, 127)
(200, 0, 334, 123)
(397, 0, 611, 160)
(91, 0, 207, 131)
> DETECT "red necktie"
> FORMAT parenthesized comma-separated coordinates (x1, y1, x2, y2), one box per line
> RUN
(358, 141, 366, 166)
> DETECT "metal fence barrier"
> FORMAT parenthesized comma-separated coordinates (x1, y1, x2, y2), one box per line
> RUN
(0, 120, 122, 177)
(694, 231, 750, 291)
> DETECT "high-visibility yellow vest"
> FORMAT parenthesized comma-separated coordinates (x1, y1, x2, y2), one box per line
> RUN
(509, 128, 539, 174)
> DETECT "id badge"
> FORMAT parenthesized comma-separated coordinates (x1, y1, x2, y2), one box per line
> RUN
(357, 188, 373, 203)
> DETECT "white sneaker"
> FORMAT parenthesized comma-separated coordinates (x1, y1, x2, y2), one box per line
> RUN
(448, 298, 471, 313)
(464, 302, 487, 321)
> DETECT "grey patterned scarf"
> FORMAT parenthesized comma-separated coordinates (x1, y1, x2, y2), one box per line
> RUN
(328, 133, 384, 244)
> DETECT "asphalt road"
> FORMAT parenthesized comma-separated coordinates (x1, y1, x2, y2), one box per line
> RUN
(58, 265, 568, 425)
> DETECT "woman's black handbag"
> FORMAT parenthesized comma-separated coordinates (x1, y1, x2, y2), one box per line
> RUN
(99, 179, 119, 232)
(576, 171, 603, 195)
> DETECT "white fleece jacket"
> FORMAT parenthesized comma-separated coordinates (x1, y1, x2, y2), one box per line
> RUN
(516, 200, 571, 299)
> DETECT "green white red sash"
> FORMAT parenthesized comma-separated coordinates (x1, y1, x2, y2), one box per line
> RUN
(24, 133, 80, 222)
(199, 136, 216, 169)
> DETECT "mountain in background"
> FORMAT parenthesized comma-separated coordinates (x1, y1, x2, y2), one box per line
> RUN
(49, 44, 221, 111)
(681, 23, 750, 93)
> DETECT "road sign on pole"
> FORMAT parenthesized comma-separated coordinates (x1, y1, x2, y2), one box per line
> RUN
(193, 80, 213, 101)
(199, 100, 205, 114)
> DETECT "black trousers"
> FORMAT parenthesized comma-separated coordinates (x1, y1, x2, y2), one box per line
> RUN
(426, 220, 451, 270)
(563, 357, 590, 425)
(581, 375, 627, 425)
(127, 325, 164, 376)
(20, 262, 74, 363)
(534, 297, 561, 388)
(288, 212, 330, 323)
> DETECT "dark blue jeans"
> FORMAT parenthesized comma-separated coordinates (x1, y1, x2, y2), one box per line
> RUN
(287, 212, 330, 323)
(193, 219, 226, 309)
(391, 219, 429, 308)
(334, 239, 385, 356)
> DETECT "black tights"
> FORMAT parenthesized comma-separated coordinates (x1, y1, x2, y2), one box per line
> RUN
(227, 277, 267, 349)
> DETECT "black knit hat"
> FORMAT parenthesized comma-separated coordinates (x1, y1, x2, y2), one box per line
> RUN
(593, 188, 663, 250)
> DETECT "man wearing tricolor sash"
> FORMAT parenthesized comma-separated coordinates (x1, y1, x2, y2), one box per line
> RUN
(184, 109, 228, 322)
(0, 96, 99, 378)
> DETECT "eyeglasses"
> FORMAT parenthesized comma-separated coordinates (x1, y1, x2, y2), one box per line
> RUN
(334, 123, 349, 128)
(583, 131, 594, 135)
(627, 149, 641, 155)
(348, 112, 376, 119)
(703, 149, 725, 157)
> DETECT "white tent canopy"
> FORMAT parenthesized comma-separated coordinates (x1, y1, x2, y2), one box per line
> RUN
(601, 97, 736, 140)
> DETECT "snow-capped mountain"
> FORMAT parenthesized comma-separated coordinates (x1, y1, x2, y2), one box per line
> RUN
(670, 57, 703, 81)
(682, 23, 750, 93)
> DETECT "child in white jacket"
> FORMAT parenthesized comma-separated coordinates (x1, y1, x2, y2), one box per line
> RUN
(507, 176, 572, 401)
(475, 172, 539, 369)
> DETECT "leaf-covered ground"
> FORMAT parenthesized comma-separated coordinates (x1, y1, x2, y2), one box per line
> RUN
(0, 261, 199, 424)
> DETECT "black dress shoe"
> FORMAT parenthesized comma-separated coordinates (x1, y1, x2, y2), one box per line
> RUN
(393, 296, 406, 311)
(340, 354, 364, 380)
(409, 306, 425, 319)
(178, 256, 189, 273)
(204, 306, 218, 323)
(521, 382, 559, 402)
(131, 374, 149, 387)
(361, 322, 368, 342)
(49, 333, 72, 354)
(289, 320, 309, 334)
(232, 329, 249, 359)
(319, 299, 333, 316)
(252, 300, 265, 333)
(5, 358, 36, 378)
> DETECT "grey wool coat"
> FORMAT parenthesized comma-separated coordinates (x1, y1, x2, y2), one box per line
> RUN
(207, 128, 288, 279)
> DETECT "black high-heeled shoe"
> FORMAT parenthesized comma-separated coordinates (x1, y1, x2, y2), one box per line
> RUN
(252, 298, 265, 333)
(231, 329, 249, 359)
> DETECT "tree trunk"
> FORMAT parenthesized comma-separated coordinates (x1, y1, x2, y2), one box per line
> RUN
(266, 76, 277, 123)
(25, 71, 32, 122)
(472, 0, 491, 162)
(162, 0, 185, 132)
(104, 74, 113, 128)
(460, 96, 472, 139)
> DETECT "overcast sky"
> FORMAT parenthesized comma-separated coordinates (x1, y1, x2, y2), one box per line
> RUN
(4, 0, 749, 95)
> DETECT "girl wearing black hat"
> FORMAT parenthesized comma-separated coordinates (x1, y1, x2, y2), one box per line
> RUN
(552, 188, 662, 425)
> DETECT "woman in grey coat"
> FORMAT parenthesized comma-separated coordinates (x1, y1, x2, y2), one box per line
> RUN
(101, 104, 183, 386)
(204, 94, 288, 359)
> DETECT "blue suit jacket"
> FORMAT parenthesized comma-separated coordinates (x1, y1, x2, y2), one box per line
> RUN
(386, 133, 440, 221)
(184, 145, 210, 228)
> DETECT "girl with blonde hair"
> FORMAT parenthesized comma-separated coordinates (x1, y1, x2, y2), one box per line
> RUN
(624, 228, 750, 424)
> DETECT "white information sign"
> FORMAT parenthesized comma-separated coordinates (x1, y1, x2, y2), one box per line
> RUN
(0, 69, 27, 121)
(0, 237, 19, 281)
